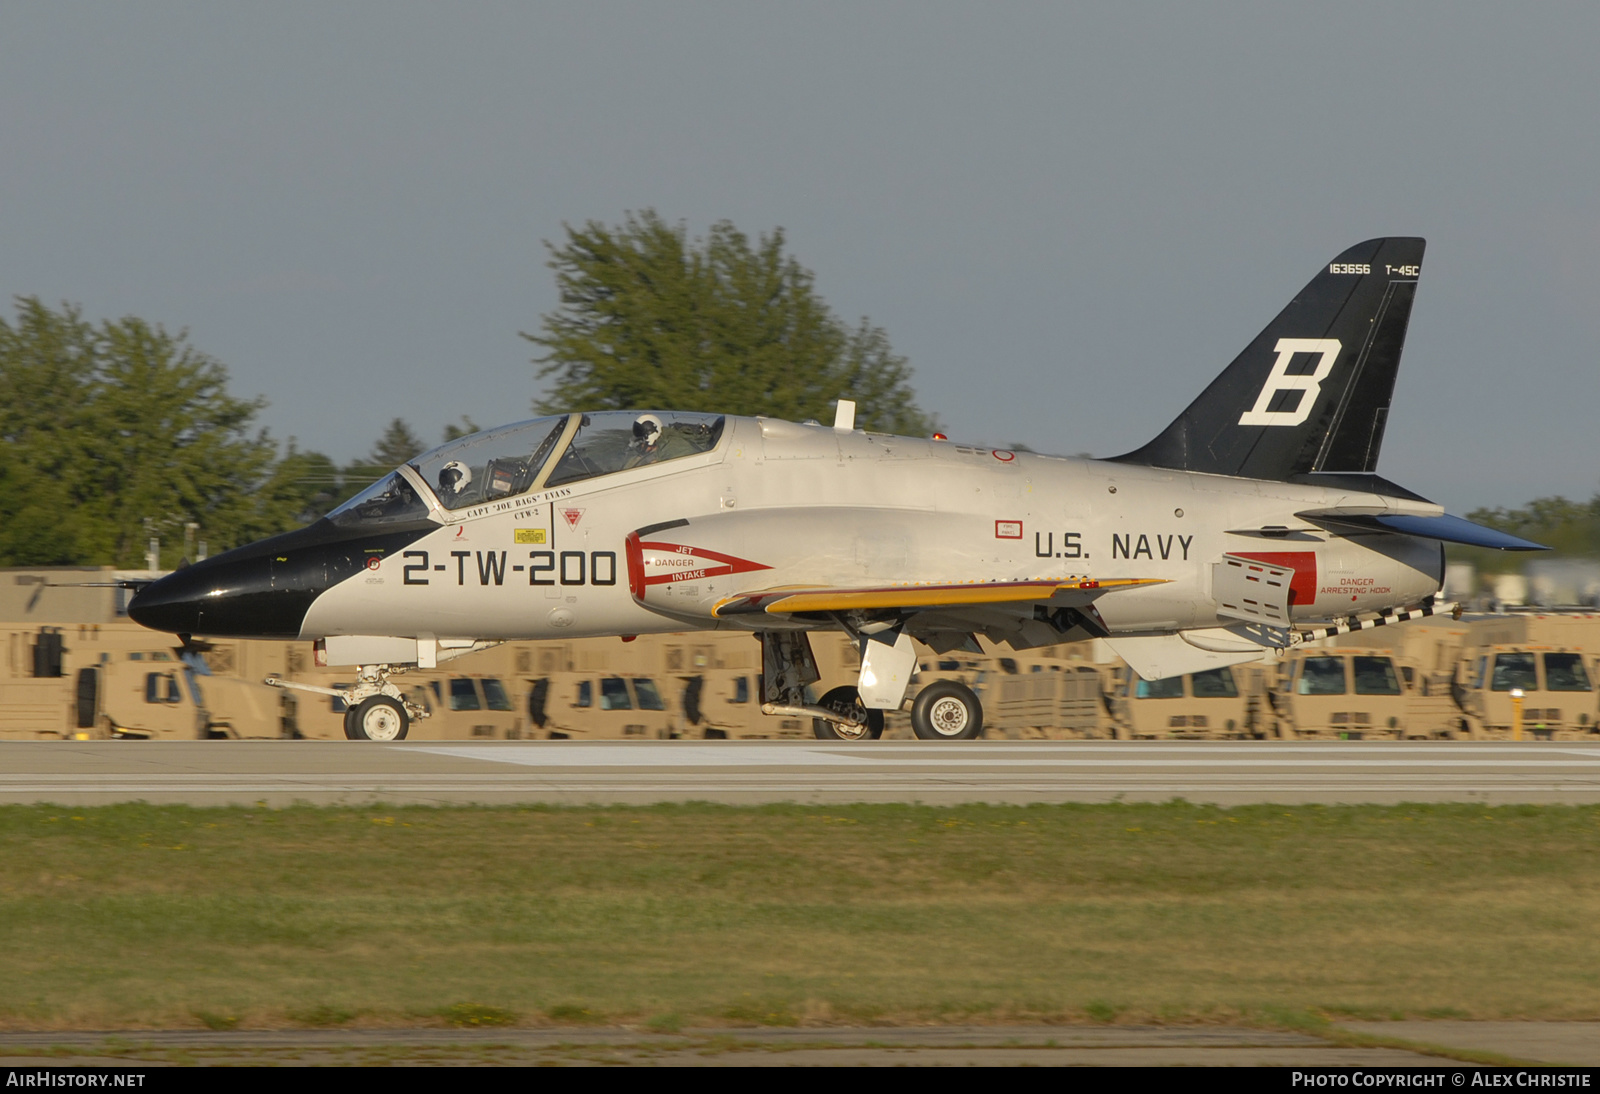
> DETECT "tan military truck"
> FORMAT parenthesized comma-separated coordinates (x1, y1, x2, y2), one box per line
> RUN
(1265, 647, 1456, 739)
(677, 669, 813, 739)
(1110, 665, 1265, 740)
(76, 654, 287, 740)
(191, 674, 293, 738)
(80, 653, 208, 739)
(651, 635, 803, 739)
(535, 673, 677, 739)
(1, 624, 287, 739)
(1452, 645, 1598, 739)
(985, 662, 1110, 738)
(516, 637, 690, 739)
(420, 674, 525, 739)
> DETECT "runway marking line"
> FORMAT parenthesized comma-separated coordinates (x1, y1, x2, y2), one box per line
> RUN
(402, 744, 1600, 769)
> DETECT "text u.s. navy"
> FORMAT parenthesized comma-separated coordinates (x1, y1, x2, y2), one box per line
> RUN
(128, 238, 1545, 742)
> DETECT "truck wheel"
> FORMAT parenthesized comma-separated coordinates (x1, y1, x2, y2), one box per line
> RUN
(910, 681, 983, 741)
(344, 696, 409, 741)
(811, 686, 884, 741)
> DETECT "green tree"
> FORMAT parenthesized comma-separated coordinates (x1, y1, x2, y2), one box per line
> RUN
(340, 418, 428, 496)
(255, 443, 345, 528)
(0, 299, 102, 563)
(442, 415, 480, 443)
(525, 210, 934, 435)
(368, 418, 428, 468)
(0, 298, 289, 568)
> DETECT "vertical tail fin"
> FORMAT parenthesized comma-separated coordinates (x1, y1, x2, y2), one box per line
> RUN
(1111, 238, 1425, 483)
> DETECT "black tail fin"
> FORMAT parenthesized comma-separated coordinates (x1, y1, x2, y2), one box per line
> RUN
(1111, 237, 1425, 484)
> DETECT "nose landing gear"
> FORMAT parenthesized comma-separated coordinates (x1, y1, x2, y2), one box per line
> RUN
(346, 695, 410, 741)
(264, 664, 431, 742)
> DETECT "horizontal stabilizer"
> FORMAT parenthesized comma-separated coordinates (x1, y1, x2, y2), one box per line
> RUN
(1297, 509, 1548, 551)
(713, 577, 1164, 617)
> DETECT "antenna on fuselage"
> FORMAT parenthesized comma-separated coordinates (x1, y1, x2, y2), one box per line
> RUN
(833, 399, 856, 432)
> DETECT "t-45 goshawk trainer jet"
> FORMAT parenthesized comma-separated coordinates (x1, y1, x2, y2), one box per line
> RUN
(129, 237, 1543, 742)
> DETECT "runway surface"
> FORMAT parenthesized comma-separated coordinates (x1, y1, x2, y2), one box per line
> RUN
(0, 1023, 1594, 1066)
(3, 739, 1600, 806)
(0, 1025, 1514, 1067)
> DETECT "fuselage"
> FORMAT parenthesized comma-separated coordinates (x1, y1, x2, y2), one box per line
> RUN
(128, 411, 1443, 646)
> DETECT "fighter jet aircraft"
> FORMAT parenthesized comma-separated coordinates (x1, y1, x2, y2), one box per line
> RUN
(129, 237, 1544, 742)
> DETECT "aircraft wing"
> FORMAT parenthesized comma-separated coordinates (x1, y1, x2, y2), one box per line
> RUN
(713, 577, 1163, 618)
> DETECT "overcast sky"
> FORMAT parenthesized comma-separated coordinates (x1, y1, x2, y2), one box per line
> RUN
(3, 3, 1596, 512)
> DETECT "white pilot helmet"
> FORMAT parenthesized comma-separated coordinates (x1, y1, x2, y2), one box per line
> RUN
(632, 413, 663, 447)
(438, 460, 472, 493)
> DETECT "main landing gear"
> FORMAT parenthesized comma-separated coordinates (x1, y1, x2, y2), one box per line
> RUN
(265, 665, 431, 742)
(909, 680, 984, 741)
(757, 630, 984, 742)
(811, 686, 885, 741)
(756, 631, 884, 741)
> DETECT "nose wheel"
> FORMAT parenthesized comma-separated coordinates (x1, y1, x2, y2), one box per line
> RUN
(910, 680, 983, 740)
(344, 696, 410, 741)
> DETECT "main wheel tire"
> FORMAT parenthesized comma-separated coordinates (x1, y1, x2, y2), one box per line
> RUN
(910, 680, 983, 741)
(344, 696, 409, 741)
(811, 685, 885, 741)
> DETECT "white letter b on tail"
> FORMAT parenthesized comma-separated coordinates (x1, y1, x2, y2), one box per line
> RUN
(1238, 338, 1342, 426)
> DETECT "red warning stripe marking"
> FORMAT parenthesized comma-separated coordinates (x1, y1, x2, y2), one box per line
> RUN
(623, 534, 772, 597)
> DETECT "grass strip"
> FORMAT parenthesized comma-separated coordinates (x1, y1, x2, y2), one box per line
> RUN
(1, 800, 1597, 1030)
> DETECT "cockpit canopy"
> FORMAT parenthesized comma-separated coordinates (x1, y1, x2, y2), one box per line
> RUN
(327, 411, 725, 528)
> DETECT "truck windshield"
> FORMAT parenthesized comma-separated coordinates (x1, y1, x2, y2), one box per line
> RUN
(1297, 657, 1347, 696)
(1353, 657, 1401, 696)
(633, 678, 666, 711)
(449, 678, 482, 711)
(600, 677, 632, 710)
(1543, 653, 1592, 692)
(1134, 675, 1184, 699)
(1190, 668, 1238, 698)
(1490, 653, 1538, 692)
(482, 678, 514, 711)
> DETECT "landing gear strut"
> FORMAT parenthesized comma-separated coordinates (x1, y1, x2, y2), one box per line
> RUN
(756, 632, 879, 740)
(811, 686, 885, 741)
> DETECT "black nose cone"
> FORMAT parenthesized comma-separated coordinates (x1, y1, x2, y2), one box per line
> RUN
(125, 518, 436, 640)
(126, 566, 207, 635)
(128, 552, 319, 639)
